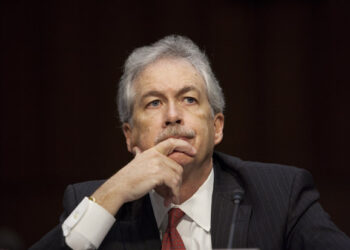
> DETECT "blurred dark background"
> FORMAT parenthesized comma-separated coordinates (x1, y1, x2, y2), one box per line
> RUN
(1, 0, 349, 248)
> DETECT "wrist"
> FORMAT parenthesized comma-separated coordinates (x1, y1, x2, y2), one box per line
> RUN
(92, 187, 125, 216)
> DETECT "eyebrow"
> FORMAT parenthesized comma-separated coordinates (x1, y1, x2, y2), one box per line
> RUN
(176, 86, 200, 97)
(140, 85, 201, 101)
(140, 90, 165, 101)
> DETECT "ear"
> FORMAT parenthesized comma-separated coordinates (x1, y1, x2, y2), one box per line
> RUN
(213, 113, 224, 145)
(122, 123, 133, 153)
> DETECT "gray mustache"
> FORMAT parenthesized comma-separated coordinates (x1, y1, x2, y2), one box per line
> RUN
(155, 126, 196, 144)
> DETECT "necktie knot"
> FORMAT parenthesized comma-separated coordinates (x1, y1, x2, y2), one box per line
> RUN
(168, 208, 185, 229)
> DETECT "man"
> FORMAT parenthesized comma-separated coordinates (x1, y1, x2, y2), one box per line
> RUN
(31, 35, 350, 250)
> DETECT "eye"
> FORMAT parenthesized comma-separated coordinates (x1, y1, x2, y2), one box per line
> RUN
(147, 99, 161, 108)
(184, 97, 197, 104)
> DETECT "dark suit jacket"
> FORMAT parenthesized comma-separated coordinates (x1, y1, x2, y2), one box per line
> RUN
(31, 152, 350, 250)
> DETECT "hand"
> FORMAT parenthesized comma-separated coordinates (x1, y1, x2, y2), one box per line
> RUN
(92, 138, 196, 215)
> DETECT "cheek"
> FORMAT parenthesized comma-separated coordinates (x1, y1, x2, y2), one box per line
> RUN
(190, 113, 215, 142)
(131, 118, 161, 149)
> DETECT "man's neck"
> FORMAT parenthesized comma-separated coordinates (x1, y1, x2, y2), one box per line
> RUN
(178, 157, 213, 204)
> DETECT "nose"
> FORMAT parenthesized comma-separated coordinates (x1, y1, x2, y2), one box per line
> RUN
(164, 102, 183, 127)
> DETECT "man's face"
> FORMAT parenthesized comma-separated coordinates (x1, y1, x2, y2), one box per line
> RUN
(123, 57, 224, 170)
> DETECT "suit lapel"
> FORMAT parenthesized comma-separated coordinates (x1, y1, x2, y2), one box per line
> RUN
(211, 156, 252, 249)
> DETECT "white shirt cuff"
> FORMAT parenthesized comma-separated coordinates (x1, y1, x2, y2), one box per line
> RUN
(62, 197, 116, 249)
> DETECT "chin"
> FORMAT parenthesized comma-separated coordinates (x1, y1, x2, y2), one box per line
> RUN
(168, 152, 193, 166)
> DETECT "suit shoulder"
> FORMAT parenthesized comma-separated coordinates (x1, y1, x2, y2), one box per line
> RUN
(213, 151, 318, 211)
(68, 180, 105, 197)
(213, 151, 312, 184)
(70, 179, 105, 191)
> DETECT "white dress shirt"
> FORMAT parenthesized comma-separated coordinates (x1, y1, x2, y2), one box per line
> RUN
(62, 168, 214, 250)
(150, 167, 214, 250)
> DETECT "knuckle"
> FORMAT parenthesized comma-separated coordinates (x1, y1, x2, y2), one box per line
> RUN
(153, 178, 161, 186)
(173, 176, 181, 186)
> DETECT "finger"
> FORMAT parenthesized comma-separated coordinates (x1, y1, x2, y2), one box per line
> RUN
(160, 190, 179, 207)
(155, 170, 181, 205)
(162, 188, 173, 207)
(164, 198, 171, 207)
(163, 195, 180, 206)
(132, 146, 142, 156)
(164, 196, 179, 207)
(171, 194, 180, 205)
(159, 154, 184, 176)
(164, 173, 181, 203)
(155, 138, 196, 156)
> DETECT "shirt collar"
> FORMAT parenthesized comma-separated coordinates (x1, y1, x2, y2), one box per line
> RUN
(149, 167, 214, 232)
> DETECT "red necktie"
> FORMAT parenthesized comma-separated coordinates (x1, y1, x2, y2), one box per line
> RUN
(161, 208, 186, 250)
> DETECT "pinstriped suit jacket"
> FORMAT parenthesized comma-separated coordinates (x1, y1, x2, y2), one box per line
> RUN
(31, 152, 350, 250)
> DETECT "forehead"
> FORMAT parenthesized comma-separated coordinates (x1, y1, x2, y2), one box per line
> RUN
(132, 57, 206, 95)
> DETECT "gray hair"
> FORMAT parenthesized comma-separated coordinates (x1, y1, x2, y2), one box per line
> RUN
(117, 35, 225, 124)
